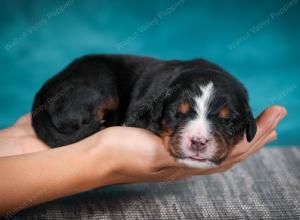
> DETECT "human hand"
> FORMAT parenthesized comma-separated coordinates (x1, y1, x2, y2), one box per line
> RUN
(0, 114, 50, 157)
(0, 105, 286, 214)
(83, 105, 287, 184)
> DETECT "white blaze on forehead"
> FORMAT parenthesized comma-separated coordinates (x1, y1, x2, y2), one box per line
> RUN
(194, 82, 214, 120)
(176, 81, 217, 168)
(184, 81, 214, 137)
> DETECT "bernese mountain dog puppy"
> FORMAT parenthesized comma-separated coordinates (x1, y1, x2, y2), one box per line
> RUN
(32, 54, 256, 168)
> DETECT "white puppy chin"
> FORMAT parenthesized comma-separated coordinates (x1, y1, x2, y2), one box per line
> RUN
(177, 158, 217, 169)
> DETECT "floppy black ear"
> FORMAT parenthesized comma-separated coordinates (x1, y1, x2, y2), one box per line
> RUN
(124, 84, 179, 132)
(124, 94, 166, 132)
(246, 110, 257, 142)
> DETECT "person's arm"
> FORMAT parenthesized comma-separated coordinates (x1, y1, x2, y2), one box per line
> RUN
(0, 106, 286, 216)
(0, 141, 116, 215)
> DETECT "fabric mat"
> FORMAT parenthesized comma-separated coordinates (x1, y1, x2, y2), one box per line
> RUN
(4, 147, 300, 220)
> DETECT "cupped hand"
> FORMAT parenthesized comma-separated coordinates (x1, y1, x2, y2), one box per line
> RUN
(83, 105, 287, 184)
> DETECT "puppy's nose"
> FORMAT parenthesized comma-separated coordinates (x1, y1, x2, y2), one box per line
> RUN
(190, 136, 207, 152)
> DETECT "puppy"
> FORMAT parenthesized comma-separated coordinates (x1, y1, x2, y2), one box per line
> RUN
(32, 54, 256, 168)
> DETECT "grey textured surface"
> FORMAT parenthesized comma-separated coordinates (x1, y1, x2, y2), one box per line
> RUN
(4, 147, 300, 220)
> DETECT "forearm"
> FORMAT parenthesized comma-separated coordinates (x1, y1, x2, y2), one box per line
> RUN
(0, 139, 116, 216)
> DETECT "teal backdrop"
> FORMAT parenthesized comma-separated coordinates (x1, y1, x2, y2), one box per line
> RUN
(0, 0, 299, 145)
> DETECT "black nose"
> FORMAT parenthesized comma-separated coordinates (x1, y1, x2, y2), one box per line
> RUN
(191, 136, 207, 152)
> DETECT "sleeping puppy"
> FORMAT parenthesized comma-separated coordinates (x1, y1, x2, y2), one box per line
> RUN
(32, 54, 256, 168)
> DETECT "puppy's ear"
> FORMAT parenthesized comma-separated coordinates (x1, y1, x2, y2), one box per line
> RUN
(124, 91, 169, 132)
(150, 96, 165, 122)
(246, 110, 257, 142)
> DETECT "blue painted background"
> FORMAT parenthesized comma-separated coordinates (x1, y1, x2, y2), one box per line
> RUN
(0, 0, 299, 145)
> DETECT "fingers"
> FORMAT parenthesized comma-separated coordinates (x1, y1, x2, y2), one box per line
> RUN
(264, 130, 277, 144)
(240, 106, 285, 156)
(14, 113, 32, 125)
(230, 105, 286, 158)
(221, 130, 279, 170)
(253, 105, 286, 143)
(13, 113, 37, 137)
(245, 130, 277, 156)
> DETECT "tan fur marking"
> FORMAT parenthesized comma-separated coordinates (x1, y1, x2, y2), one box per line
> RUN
(178, 102, 190, 114)
(96, 97, 119, 120)
(219, 106, 231, 119)
(159, 120, 173, 148)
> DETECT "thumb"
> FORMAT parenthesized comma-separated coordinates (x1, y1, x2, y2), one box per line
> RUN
(253, 105, 287, 143)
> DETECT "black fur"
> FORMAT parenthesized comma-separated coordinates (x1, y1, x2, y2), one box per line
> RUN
(32, 54, 256, 154)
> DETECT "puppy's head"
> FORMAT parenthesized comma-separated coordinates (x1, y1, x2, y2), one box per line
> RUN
(158, 70, 256, 168)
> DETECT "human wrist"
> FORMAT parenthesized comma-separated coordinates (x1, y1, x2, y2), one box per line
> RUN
(76, 131, 125, 189)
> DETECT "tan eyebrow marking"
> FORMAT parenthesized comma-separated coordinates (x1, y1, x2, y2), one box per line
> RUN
(219, 106, 231, 118)
(178, 102, 190, 114)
